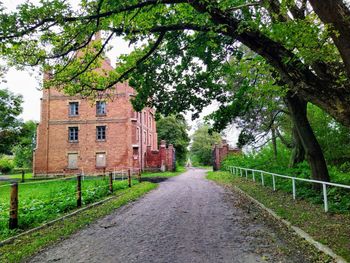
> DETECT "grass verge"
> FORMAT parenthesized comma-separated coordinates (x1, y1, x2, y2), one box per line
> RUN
(0, 178, 140, 240)
(207, 171, 350, 262)
(0, 182, 157, 263)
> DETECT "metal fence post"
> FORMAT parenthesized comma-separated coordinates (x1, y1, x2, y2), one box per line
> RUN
(272, 175, 276, 191)
(323, 183, 328, 212)
(292, 178, 296, 200)
(9, 183, 18, 229)
(245, 169, 248, 179)
(240, 169, 243, 177)
(261, 172, 264, 186)
(252, 171, 255, 182)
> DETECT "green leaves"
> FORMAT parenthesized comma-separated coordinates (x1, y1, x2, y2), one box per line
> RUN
(156, 115, 190, 163)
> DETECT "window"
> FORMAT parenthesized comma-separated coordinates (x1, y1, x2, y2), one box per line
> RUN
(96, 152, 106, 167)
(144, 131, 146, 143)
(149, 116, 152, 128)
(96, 126, 106, 141)
(69, 102, 79, 116)
(68, 153, 78, 169)
(68, 127, 79, 142)
(136, 127, 140, 142)
(96, 101, 106, 116)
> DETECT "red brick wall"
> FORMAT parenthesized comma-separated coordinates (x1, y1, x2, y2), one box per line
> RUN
(212, 141, 241, 171)
(33, 63, 158, 176)
(144, 140, 176, 171)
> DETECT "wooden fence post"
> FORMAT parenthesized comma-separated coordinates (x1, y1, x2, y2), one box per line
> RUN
(138, 169, 141, 183)
(21, 169, 25, 183)
(9, 183, 18, 229)
(109, 172, 113, 193)
(77, 175, 82, 207)
(128, 169, 131, 188)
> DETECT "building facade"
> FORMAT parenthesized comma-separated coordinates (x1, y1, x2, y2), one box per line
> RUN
(33, 60, 162, 176)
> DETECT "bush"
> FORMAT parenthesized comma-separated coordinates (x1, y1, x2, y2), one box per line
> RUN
(0, 156, 14, 174)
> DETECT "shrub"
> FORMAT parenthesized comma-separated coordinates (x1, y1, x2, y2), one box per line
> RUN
(0, 156, 14, 174)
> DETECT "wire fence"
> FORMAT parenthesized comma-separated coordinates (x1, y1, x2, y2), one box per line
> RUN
(227, 166, 350, 213)
(0, 169, 142, 241)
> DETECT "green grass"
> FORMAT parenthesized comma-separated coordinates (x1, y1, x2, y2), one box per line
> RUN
(0, 177, 139, 241)
(0, 182, 157, 263)
(141, 166, 186, 178)
(207, 171, 350, 261)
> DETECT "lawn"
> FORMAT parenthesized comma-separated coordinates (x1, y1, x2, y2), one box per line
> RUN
(0, 177, 139, 241)
(207, 170, 350, 261)
(0, 182, 157, 263)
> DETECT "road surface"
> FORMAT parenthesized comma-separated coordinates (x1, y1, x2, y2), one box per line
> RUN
(29, 168, 307, 263)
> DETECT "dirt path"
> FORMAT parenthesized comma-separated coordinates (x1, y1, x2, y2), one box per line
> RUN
(29, 168, 304, 263)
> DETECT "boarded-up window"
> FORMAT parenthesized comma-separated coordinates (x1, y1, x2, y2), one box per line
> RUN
(96, 152, 106, 167)
(68, 153, 78, 169)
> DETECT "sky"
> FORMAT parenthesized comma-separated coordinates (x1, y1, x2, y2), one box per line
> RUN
(1, 0, 241, 146)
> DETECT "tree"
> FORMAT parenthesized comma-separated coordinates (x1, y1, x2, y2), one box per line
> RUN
(12, 120, 37, 168)
(2, 1, 350, 128)
(0, 88, 23, 155)
(206, 50, 328, 181)
(190, 124, 222, 166)
(156, 115, 189, 164)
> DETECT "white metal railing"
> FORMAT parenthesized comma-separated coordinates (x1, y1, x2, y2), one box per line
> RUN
(227, 166, 350, 212)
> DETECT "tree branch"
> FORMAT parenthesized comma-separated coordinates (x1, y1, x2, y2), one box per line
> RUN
(105, 32, 166, 89)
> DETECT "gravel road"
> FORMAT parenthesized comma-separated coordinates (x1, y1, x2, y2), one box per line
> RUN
(29, 168, 305, 263)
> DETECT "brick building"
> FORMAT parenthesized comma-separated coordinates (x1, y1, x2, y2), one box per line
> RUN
(33, 57, 175, 176)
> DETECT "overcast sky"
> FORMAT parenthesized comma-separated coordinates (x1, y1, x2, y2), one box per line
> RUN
(2, 0, 241, 146)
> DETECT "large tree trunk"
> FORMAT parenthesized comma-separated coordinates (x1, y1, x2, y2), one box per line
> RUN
(309, 0, 350, 77)
(285, 92, 330, 186)
(289, 125, 305, 168)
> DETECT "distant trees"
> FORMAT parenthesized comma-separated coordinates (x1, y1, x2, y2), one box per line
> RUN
(156, 115, 190, 164)
(0, 88, 36, 170)
(12, 121, 37, 168)
(0, 88, 23, 155)
(190, 124, 222, 166)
